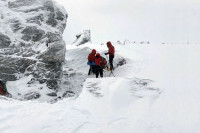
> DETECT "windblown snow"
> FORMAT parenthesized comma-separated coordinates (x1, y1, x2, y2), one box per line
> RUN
(0, 43, 200, 133)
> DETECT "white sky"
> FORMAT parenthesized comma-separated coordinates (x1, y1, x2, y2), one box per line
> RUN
(55, 0, 200, 44)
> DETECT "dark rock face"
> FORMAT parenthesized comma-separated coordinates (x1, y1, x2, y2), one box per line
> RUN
(46, 92, 57, 97)
(21, 26, 45, 42)
(62, 91, 75, 98)
(0, 33, 11, 48)
(0, 0, 67, 99)
(24, 91, 41, 100)
(0, 56, 37, 81)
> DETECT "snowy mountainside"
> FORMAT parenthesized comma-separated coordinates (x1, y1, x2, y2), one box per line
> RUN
(0, 0, 67, 101)
(59, 42, 147, 98)
(0, 43, 200, 133)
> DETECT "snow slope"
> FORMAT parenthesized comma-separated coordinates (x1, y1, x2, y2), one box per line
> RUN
(0, 43, 200, 133)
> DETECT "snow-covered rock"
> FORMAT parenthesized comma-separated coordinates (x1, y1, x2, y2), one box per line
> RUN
(0, 0, 67, 99)
(72, 30, 91, 46)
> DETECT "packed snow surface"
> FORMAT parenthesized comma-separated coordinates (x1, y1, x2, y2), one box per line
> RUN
(0, 43, 200, 133)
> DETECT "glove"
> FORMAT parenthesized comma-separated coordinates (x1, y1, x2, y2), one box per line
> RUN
(104, 53, 108, 55)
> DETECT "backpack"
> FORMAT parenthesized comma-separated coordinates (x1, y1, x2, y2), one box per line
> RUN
(100, 56, 107, 69)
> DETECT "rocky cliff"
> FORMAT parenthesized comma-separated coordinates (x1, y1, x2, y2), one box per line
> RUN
(0, 0, 67, 100)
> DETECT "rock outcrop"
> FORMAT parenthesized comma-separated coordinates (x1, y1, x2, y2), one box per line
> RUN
(0, 0, 67, 99)
(72, 30, 91, 46)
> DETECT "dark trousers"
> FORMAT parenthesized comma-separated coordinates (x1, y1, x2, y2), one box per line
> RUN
(95, 66, 103, 78)
(88, 65, 95, 75)
(109, 55, 114, 70)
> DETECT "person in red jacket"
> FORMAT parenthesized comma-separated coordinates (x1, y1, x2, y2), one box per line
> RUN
(105, 41, 115, 70)
(95, 53, 103, 78)
(87, 49, 96, 75)
(0, 80, 8, 96)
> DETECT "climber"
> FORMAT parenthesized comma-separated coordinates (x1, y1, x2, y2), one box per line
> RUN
(0, 80, 8, 96)
(105, 41, 115, 70)
(87, 49, 96, 75)
(94, 53, 103, 78)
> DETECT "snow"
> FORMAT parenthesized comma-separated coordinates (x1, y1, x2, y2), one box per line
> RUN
(1, 43, 200, 133)
(6, 75, 54, 102)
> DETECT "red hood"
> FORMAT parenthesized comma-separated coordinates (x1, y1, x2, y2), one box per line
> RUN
(107, 42, 112, 47)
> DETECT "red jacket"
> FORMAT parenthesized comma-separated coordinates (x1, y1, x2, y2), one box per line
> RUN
(88, 53, 95, 62)
(0, 84, 7, 95)
(88, 49, 96, 62)
(107, 42, 115, 55)
(95, 56, 102, 66)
